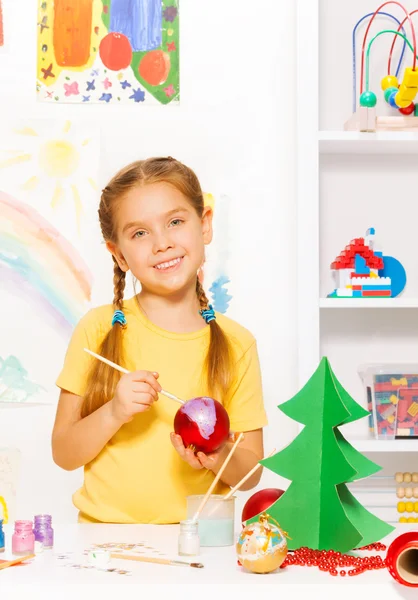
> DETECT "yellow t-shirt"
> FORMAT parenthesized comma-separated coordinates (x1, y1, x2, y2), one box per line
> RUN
(56, 296, 268, 524)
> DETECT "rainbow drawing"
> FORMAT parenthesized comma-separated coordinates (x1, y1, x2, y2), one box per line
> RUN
(0, 191, 92, 334)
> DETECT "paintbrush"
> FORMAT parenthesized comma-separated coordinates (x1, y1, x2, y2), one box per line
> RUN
(191, 432, 244, 522)
(84, 348, 184, 404)
(110, 553, 203, 568)
(205, 448, 277, 518)
(0, 554, 35, 570)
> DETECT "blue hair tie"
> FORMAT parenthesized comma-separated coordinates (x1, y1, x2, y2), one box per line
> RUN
(200, 305, 216, 324)
(112, 309, 127, 328)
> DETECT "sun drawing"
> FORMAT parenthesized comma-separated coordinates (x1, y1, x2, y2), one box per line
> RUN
(0, 120, 97, 232)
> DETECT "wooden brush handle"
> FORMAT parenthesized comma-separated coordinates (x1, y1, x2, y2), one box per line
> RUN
(110, 553, 171, 565)
(0, 554, 35, 570)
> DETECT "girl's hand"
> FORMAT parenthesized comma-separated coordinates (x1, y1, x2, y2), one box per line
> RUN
(110, 371, 161, 424)
(170, 432, 236, 471)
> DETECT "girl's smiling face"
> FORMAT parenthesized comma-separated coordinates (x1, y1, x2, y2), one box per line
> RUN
(107, 181, 213, 297)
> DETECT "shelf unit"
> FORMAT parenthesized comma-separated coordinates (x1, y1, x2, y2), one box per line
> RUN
(296, 0, 418, 454)
(349, 439, 418, 453)
(320, 298, 418, 308)
(319, 131, 418, 154)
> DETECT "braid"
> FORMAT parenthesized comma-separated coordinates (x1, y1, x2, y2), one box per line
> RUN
(112, 258, 126, 311)
(81, 261, 126, 418)
(196, 278, 209, 310)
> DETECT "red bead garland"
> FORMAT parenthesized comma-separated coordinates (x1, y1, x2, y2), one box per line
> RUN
(280, 542, 387, 577)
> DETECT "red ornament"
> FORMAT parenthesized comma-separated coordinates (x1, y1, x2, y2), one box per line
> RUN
(174, 397, 230, 454)
(241, 488, 285, 523)
(386, 532, 418, 587)
(99, 32, 132, 71)
(139, 50, 171, 86)
(399, 103, 415, 115)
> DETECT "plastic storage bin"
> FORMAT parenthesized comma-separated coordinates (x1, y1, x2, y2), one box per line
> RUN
(358, 364, 418, 439)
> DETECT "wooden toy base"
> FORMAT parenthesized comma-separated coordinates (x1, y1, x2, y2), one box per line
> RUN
(345, 108, 418, 132)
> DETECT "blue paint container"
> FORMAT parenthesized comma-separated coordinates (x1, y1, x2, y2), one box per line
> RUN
(0, 519, 5, 553)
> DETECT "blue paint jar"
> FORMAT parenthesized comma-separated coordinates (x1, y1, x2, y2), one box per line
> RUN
(0, 519, 4, 553)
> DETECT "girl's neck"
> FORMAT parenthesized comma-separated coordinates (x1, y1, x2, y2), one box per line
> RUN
(136, 285, 206, 334)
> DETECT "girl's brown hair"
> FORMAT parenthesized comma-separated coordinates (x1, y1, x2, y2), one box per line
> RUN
(81, 157, 235, 418)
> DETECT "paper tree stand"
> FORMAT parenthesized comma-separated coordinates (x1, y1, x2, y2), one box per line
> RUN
(255, 357, 394, 553)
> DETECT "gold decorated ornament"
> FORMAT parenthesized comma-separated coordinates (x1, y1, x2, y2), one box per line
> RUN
(236, 513, 288, 574)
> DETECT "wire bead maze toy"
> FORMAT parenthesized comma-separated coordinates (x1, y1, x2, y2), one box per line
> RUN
(346, 2, 418, 132)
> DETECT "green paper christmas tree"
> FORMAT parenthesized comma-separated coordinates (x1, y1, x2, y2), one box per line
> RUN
(254, 357, 394, 553)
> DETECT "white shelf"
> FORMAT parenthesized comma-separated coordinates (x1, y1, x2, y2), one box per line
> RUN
(319, 131, 418, 155)
(320, 298, 418, 309)
(348, 438, 418, 453)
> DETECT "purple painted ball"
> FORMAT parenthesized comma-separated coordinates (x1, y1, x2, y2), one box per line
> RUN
(174, 396, 230, 453)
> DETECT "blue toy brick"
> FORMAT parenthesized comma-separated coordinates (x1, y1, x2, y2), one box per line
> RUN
(361, 285, 391, 291)
(355, 254, 370, 274)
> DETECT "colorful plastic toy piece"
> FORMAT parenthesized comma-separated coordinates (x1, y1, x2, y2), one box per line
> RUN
(346, 6, 418, 132)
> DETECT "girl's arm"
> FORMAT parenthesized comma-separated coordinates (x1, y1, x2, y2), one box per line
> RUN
(52, 390, 124, 471)
(171, 428, 264, 490)
(207, 428, 264, 489)
(52, 370, 161, 470)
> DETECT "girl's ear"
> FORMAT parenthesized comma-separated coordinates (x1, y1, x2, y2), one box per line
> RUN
(106, 241, 129, 272)
(201, 205, 213, 245)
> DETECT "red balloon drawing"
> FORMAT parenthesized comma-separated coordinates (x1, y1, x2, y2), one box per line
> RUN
(241, 488, 285, 523)
(99, 32, 132, 71)
(174, 397, 230, 454)
(139, 50, 171, 86)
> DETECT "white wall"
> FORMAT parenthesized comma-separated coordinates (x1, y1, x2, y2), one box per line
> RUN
(0, 0, 298, 522)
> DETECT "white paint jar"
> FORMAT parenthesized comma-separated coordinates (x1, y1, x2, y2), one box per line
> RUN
(178, 519, 200, 556)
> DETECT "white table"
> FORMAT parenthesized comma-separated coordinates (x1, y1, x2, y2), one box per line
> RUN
(1, 523, 417, 598)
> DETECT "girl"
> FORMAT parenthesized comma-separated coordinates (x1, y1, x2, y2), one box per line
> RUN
(52, 157, 268, 524)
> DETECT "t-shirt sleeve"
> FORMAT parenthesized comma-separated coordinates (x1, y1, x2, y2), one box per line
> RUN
(55, 310, 102, 397)
(226, 340, 268, 433)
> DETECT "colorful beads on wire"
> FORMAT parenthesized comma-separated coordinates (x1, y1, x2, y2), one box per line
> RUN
(397, 501, 418, 513)
(399, 102, 415, 115)
(395, 472, 418, 483)
(360, 91, 377, 107)
(399, 517, 418, 523)
(388, 91, 399, 108)
(396, 486, 418, 498)
(384, 86, 398, 103)
(381, 75, 399, 90)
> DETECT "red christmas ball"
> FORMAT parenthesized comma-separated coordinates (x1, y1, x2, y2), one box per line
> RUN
(241, 488, 285, 523)
(174, 396, 230, 454)
(99, 32, 132, 71)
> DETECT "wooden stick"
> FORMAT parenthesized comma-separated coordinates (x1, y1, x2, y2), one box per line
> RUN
(222, 448, 276, 500)
(204, 448, 277, 519)
(0, 554, 35, 570)
(110, 553, 203, 568)
(192, 432, 244, 521)
(84, 348, 184, 404)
